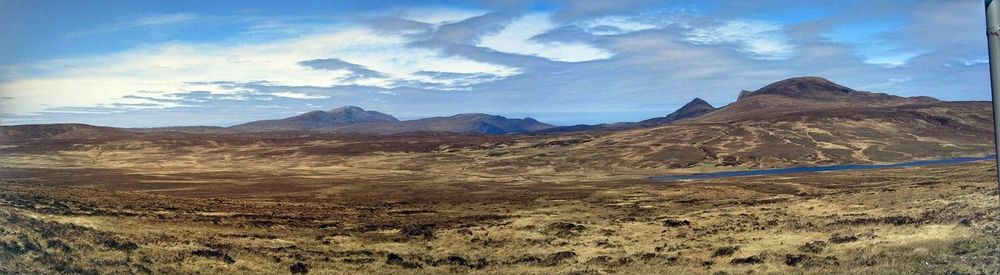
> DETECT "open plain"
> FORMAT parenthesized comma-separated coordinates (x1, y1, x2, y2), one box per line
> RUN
(1, 128, 998, 274)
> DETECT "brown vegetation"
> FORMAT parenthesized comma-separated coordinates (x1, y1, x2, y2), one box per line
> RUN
(1, 153, 997, 273)
(1, 77, 997, 273)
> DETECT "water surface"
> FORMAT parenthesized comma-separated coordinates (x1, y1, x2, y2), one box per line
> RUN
(650, 155, 996, 181)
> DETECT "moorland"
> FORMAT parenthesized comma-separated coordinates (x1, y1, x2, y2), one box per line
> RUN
(1, 77, 997, 274)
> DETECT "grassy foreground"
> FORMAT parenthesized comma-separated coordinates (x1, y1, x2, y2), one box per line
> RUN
(1, 160, 998, 274)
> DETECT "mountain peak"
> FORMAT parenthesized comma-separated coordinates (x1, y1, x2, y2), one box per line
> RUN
(639, 98, 717, 126)
(321, 106, 398, 122)
(682, 98, 712, 109)
(739, 76, 854, 101)
(452, 113, 501, 119)
(328, 105, 368, 113)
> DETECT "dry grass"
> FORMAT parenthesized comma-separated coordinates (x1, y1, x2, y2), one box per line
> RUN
(4, 79, 997, 274)
(0, 119, 997, 274)
(1, 159, 997, 274)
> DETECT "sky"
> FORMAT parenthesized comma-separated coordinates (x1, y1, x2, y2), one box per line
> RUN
(0, 0, 991, 127)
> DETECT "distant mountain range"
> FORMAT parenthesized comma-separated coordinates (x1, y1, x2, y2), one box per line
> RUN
(223, 96, 723, 134)
(228, 106, 554, 135)
(531, 97, 718, 134)
(128, 92, 725, 135)
(0, 76, 979, 139)
(3, 76, 992, 169)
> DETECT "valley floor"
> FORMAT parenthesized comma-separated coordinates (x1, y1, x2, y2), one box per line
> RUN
(1, 160, 998, 274)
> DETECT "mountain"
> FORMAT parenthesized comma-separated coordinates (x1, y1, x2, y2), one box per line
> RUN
(229, 106, 553, 135)
(639, 98, 717, 125)
(230, 106, 398, 131)
(534, 77, 929, 135)
(736, 76, 854, 101)
(546, 76, 992, 169)
(532, 98, 718, 134)
(332, 113, 554, 135)
(696, 76, 940, 123)
(734, 76, 940, 105)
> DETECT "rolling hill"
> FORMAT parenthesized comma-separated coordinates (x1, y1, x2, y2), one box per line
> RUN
(0, 123, 131, 141)
(229, 106, 399, 131)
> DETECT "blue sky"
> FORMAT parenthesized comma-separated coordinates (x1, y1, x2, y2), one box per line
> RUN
(0, 0, 990, 127)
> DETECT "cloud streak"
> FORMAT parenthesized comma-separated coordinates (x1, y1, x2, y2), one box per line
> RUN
(685, 20, 795, 60)
(477, 13, 615, 62)
(65, 13, 200, 38)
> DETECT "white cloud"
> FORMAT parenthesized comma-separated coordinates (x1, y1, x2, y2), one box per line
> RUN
(270, 92, 330, 99)
(577, 16, 658, 36)
(864, 52, 921, 68)
(135, 13, 199, 26)
(395, 7, 487, 25)
(477, 13, 615, 62)
(859, 77, 912, 90)
(0, 26, 519, 115)
(251, 105, 290, 109)
(685, 20, 794, 60)
(0, 116, 47, 124)
(66, 13, 200, 38)
(948, 57, 989, 67)
(42, 110, 121, 115)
